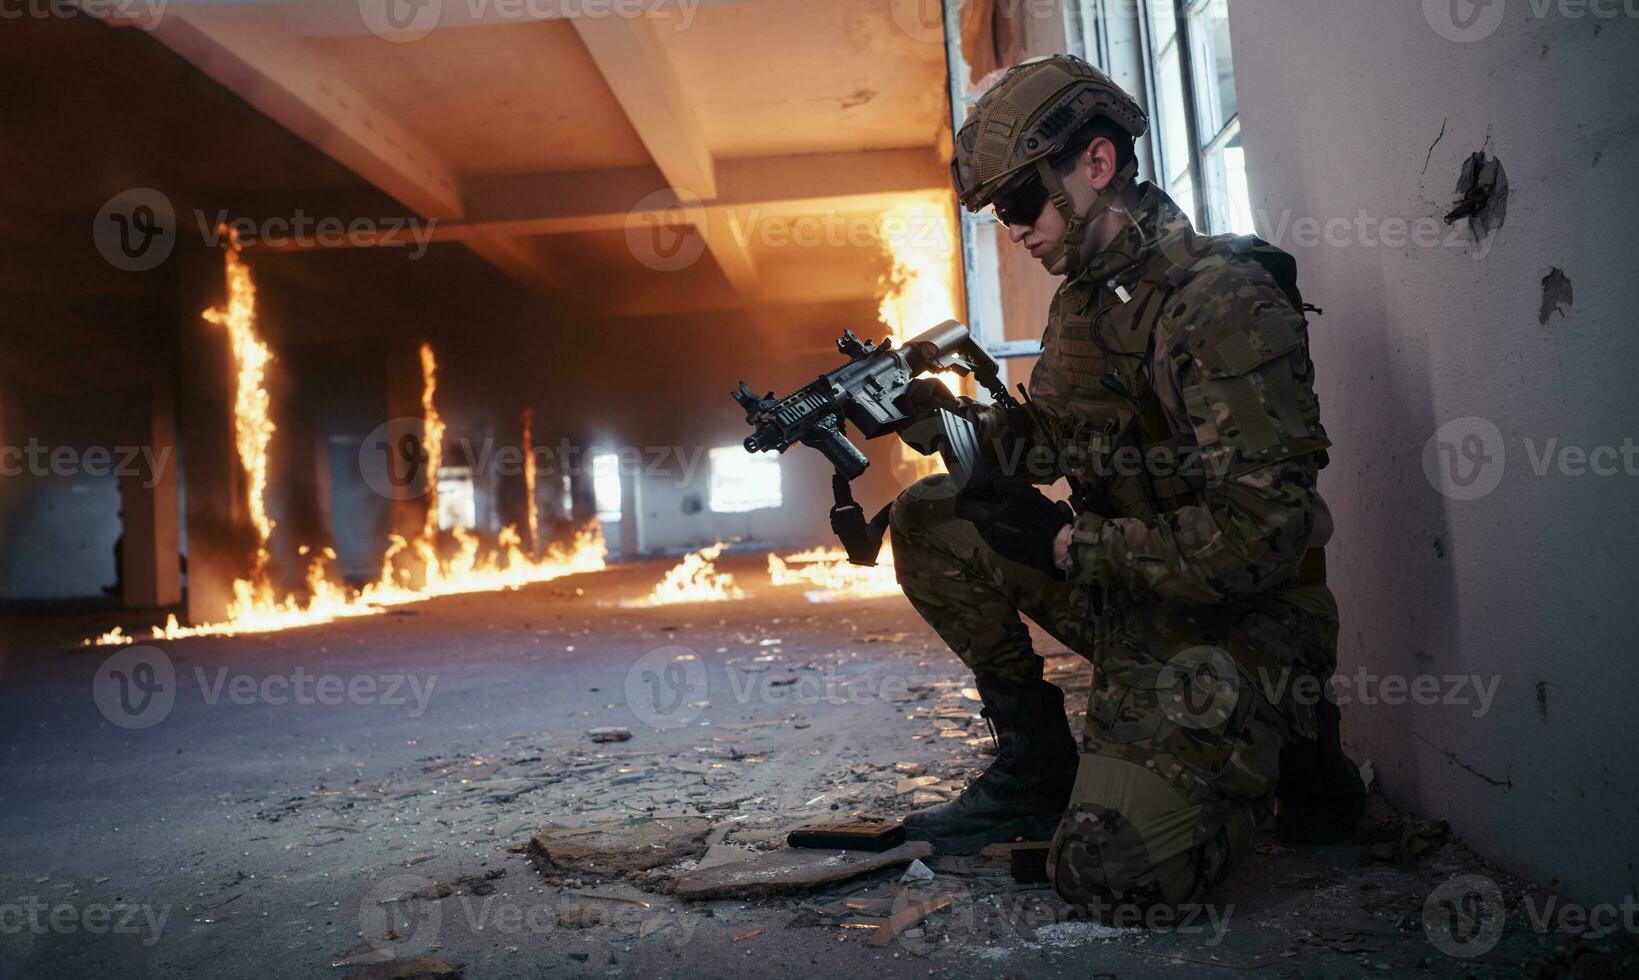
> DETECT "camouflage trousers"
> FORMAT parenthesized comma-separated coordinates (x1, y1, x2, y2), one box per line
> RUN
(889, 475, 1339, 920)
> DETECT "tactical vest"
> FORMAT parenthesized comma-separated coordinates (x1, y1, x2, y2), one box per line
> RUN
(1033, 231, 1325, 523)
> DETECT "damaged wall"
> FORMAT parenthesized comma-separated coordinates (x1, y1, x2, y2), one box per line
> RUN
(1230, 0, 1639, 903)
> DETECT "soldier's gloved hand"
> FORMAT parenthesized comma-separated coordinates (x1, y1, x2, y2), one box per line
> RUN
(897, 378, 959, 421)
(954, 477, 1072, 575)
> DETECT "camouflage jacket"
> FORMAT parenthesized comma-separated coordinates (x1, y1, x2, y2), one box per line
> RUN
(975, 184, 1333, 606)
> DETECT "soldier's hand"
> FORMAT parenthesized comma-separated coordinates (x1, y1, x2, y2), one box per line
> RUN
(955, 477, 1072, 576)
(898, 378, 959, 420)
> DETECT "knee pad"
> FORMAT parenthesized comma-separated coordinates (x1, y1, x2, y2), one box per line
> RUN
(1047, 754, 1206, 919)
(888, 475, 960, 538)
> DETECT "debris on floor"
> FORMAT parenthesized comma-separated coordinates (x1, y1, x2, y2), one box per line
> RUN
(530, 816, 713, 877)
(672, 841, 934, 900)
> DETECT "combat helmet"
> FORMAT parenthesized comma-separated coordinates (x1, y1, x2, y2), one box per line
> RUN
(952, 54, 1148, 273)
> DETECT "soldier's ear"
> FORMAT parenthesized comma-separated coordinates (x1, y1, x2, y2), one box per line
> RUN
(1085, 137, 1119, 191)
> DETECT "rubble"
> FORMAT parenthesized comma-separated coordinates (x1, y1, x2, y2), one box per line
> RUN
(672, 841, 933, 900)
(529, 817, 713, 877)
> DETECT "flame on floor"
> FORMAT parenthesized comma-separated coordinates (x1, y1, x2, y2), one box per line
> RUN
(90, 241, 605, 647)
(767, 547, 901, 603)
(622, 542, 745, 607)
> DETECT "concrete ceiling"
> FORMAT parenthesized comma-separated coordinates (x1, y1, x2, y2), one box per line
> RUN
(92, 0, 958, 317)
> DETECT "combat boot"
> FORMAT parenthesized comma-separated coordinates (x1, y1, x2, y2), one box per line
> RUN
(1276, 696, 1366, 844)
(902, 674, 1078, 855)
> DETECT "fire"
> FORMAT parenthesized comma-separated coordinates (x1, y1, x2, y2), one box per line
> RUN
(877, 199, 964, 482)
(623, 542, 745, 607)
(90, 241, 605, 647)
(767, 546, 901, 603)
(522, 408, 539, 551)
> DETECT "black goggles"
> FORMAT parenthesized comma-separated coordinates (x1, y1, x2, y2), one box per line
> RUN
(991, 174, 1051, 227)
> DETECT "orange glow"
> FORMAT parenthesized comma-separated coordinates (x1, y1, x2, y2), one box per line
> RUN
(623, 542, 745, 607)
(767, 547, 900, 603)
(877, 201, 964, 482)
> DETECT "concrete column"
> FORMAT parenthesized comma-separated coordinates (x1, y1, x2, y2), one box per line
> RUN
(178, 244, 257, 623)
(119, 378, 182, 609)
(618, 458, 644, 557)
(385, 340, 432, 588)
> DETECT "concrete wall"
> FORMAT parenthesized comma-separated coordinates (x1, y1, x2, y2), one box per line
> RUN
(1230, 0, 1639, 903)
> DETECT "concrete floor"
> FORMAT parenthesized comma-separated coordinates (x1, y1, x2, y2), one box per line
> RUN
(0, 554, 1631, 978)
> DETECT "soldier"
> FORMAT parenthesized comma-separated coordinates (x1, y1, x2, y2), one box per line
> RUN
(890, 54, 1365, 920)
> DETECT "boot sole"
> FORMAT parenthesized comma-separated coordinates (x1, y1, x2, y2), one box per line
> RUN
(904, 812, 1062, 856)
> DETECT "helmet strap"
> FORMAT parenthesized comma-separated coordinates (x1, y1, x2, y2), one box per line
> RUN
(1033, 157, 1138, 277)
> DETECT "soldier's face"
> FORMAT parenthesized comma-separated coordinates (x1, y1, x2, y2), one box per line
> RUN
(1000, 137, 1125, 275)
(1004, 192, 1070, 274)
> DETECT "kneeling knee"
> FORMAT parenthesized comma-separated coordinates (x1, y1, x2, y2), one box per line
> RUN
(889, 475, 959, 537)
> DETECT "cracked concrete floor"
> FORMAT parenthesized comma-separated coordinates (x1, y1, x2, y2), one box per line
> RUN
(1, 553, 1632, 978)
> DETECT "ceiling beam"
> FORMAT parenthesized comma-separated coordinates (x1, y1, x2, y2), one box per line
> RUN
(571, 14, 766, 298)
(137, 12, 574, 297)
(243, 150, 950, 249)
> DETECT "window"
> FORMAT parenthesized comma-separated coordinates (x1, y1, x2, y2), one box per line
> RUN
(708, 447, 782, 514)
(591, 452, 622, 523)
(436, 466, 477, 531)
(1140, 0, 1254, 234)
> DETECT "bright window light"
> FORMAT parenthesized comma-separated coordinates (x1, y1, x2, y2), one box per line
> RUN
(709, 447, 782, 513)
(591, 452, 622, 523)
(436, 466, 477, 531)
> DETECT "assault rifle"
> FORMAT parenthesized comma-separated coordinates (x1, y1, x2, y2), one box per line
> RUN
(733, 320, 1017, 565)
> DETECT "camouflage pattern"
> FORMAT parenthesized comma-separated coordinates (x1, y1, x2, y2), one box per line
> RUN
(890, 182, 1341, 923)
(950, 54, 1148, 213)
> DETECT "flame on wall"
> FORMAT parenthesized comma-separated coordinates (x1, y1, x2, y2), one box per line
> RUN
(91, 242, 604, 647)
(623, 542, 745, 607)
(767, 546, 900, 603)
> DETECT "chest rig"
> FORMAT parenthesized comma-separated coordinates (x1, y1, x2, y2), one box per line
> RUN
(1032, 231, 1315, 522)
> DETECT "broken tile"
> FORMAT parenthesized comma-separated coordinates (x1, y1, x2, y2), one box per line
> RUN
(673, 841, 933, 900)
(529, 817, 712, 876)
